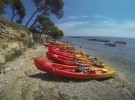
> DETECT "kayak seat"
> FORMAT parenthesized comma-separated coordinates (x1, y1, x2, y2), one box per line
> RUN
(92, 63, 104, 68)
(75, 66, 89, 74)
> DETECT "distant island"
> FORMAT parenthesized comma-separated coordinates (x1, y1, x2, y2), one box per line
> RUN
(105, 43, 116, 47)
(114, 41, 126, 45)
(71, 36, 82, 38)
(87, 38, 127, 47)
(87, 38, 110, 42)
(105, 41, 127, 47)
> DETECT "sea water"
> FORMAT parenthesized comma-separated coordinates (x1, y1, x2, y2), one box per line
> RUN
(60, 36, 135, 82)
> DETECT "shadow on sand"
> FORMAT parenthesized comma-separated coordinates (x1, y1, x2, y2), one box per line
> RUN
(28, 72, 111, 83)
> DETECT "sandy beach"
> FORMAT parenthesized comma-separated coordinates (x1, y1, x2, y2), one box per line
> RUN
(0, 44, 135, 100)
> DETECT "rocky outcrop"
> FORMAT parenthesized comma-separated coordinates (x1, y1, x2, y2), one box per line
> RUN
(87, 38, 110, 42)
(105, 43, 116, 47)
(114, 41, 126, 45)
(0, 42, 26, 66)
(0, 22, 33, 70)
(32, 32, 51, 43)
(0, 23, 33, 43)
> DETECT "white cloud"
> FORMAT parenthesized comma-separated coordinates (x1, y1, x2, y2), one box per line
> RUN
(56, 21, 89, 30)
(66, 15, 89, 19)
(67, 16, 78, 19)
(92, 14, 105, 18)
(56, 20, 135, 38)
(122, 20, 135, 28)
(64, 28, 135, 38)
(80, 16, 89, 18)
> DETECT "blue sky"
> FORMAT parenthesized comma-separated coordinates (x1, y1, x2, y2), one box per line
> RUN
(54, 0, 135, 38)
(3, 0, 135, 38)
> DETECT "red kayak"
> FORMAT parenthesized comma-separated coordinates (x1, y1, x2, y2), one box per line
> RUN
(46, 52, 77, 65)
(48, 46, 94, 60)
(48, 47, 76, 58)
(45, 42, 87, 57)
(34, 59, 117, 80)
(46, 52, 94, 66)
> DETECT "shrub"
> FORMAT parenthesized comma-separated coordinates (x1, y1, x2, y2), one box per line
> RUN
(1, 44, 8, 49)
(0, 17, 6, 25)
(14, 49, 22, 56)
(7, 21, 20, 29)
(27, 40, 35, 48)
(0, 17, 20, 29)
(32, 46, 37, 49)
(21, 33, 26, 38)
(24, 28, 31, 35)
(5, 49, 22, 62)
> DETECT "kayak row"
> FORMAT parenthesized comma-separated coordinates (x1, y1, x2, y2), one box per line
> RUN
(34, 42, 117, 80)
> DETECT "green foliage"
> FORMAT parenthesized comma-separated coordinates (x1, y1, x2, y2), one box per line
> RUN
(27, 40, 35, 48)
(7, 21, 20, 29)
(45, 0, 64, 18)
(26, 0, 64, 27)
(1, 44, 8, 49)
(5, 49, 22, 62)
(0, 1, 5, 14)
(21, 33, 26, 38)
(0, 17, 20, 29)
(0, 17, 32, 39)
(32, 46, 37, 49)
(14, 49, 22, 56)
(23, 28, 31, 35)
(0, 17, 7, 25)
(10, 0, 26, 23)
(0, 0, 26, 24)
(47, 26, 64, 41)
(0, 17, 32, 37)
(30, 15, 64, 42)
(33, 15, 54, 32)
(0, 0, 15, 14)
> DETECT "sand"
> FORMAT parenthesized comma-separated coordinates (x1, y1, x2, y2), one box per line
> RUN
(0, 44, 135, 100)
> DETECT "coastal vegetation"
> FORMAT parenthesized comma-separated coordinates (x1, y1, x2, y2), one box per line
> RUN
(0, 0, 64, 71)
(0, 1, 135, 100)
(5, 49, 22, 62)
(0, 0, 64, 42)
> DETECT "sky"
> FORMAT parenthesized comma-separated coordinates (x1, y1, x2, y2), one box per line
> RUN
(3, 0, 135, 38)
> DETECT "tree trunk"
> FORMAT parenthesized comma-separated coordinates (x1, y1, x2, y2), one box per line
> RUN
(30, 9, 49, 28)
(25, 9, 39, 27)
(30, 17, 38, 28)
(11, 9, 15, 21)
(11, 15, 14, 21)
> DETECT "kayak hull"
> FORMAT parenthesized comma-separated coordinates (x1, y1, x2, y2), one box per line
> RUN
(34, 59, 117, 80)
(46, 52, 77, 65)
(46, 52, 95, 66)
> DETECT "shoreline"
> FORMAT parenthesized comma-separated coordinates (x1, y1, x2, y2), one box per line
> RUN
(0, 44, 135, 100)
(70, 41, 135, 84)
(61, 37, 135, 81)
(80, 46, 135, 82)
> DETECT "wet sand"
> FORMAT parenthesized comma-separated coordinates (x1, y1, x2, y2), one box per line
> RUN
(0, 44, 135, 100)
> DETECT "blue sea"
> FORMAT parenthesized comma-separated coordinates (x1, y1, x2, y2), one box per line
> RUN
(60, 36, 135, 82)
